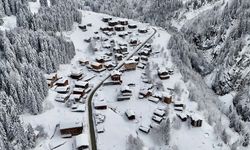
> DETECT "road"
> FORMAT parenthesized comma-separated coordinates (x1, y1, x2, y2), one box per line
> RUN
(87, 28, 157, 150)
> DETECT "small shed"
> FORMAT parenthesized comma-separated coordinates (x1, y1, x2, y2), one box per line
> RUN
(130, 38, 139, 46)
(108, 20, 118, 26)
(74, 133, 89, 150)
(60, 121, 83, 137)
(115, 53, 123, 61)
(162, 92, 172, 104)
(45, 73, 58, 87)
(125, 109, 135, 120)
(139, 89, 152, 98)
(111, 70, 122, 81)
(56, 78, 69, 86)
(124, 60, 137, 70)
(73, 88, 85, 95)
(148, 96, 160, 103)
(97, 125, 105, 133)
(174, 101, 185, 111)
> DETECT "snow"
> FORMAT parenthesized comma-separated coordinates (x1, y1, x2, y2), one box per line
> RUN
(28, 0, 41, 14)
(0, 16, 16, 30)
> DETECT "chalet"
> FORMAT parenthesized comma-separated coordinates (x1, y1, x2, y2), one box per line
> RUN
(139, 48, 151, 56)
(111, 70, 122, 81)
(108, 20, 118, 26)
(140, 55, 148, 61)
(105, 52, 113, 57)
(73, 88, 85, 95)
(94, 100, 107, 109)
(113, 45, 122, 53)
(139, 125, 150, 134)
(138, 28, 148, 33)
(87, 23, 92, 27)
(162, 92, 172, 104)
(118, 41, 128, 47)
(190, 115, 203, 127)
(128, 24, 137, 29)
(69, 94, 83, 102)
(45, 73, 58, 87)
(78, 25, 87, 31)
(139, 89, 152, 98)
(121, 85, 132, 96)
(103, 43, 111, 49)
(114, 25, 125, 31)
(176, 113, 187, 121)
(55, 93, 70, 103)
(137, 63, 145, 69)
(115, 53, 123, 61)
(70, 71, 83, 80)
(144, 43, 151, 48)
(120, 46, 128, 53)
(75, 81, 89, 89)
(148, 96, 160, 103)
(74, 133, 89, 150)
(56, 85, 70, 94)
(130, 38, 139, 46)
(168, 68, 174, 75)
(119, 19, 128, 25)
(84, 37, 91, 43)
(125, 109, 135, 120)
(158, 68, 170, 80)
(152, 115, 163, 123)
(104, 61, 117, 70)
(102, 17, 112, 22)
(59, 121, 83, 137)
(79, 59, 89, 66)
(153, 109, 165, 117)
(96, 56, 105, 63)
(174, 101, 185, 111)
(124, 60, 137, 70)
(91, 62, 103, 70)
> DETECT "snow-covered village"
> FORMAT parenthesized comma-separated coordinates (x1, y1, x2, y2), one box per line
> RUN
(1, 0, 250, 150)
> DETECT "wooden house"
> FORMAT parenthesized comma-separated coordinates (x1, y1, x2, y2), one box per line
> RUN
(121, 85, 132, 96)
(108, 20, 118, 26)
(174, 101, 185, 111)
(125, 109, 135, 120)
(69, 94, 83, 102)
(75, 81, 89, 89)
(59, 121, 83, 137)
(94, 100, 107, 109)
(128, 24, 137, 29)
(139, 125, 150, 134)
(73, 88, 85, 95)
(91, 62, 103, 70)
(105, 61, 117, 70)
(191, 116, 203, 127)
(152, 115, 163, 123)
(144, 43, 151, 48)
(56, 78, 69, 86)
(55, 93, 70, 103)
(100, 26, 114, 32)
(115, 25, 125, 31)
(56, 85, 70, 94)
(140, 55, 148, 61)
(124, 60, 137, 70)
(130, 38, 139, 46)
(139, 89, 152, 98)
(102, 17, 112, 22)
(118, 32, 128, 38)
(162, 92, 172, 104)
(138, 28, 148, 33)
(176, 113, 187, 121)
(74, 133, 89, 150)
(79, 59, 89, 66)
(158, 68, 170, 80)
(153, 109, 165, 117)
(70, 71, 83, 80)
(119, 19, 128, 25)
(115, 53, 123, 61)
(45, 73, 58, 87)
(111, 70, 122, 81)
(96, 56, 105, 63)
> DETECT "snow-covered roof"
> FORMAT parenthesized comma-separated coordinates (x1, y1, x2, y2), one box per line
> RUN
(111, 70, 121, 76)
(60, 121, 83, 130)
(153, 109, 165, 117)
(91, 62, 102, 66)
(124, 60, 137, 64)
(158, 67, 168, 74)
(44, 73, 57, 80)
(152, 115, 163, 122)
(57, 78, 68, 84)
(115, 25, 124, 28)
(148, 96, 160, 103)
(74, 133, 89, 148)
(139, 125, 150, 133)
(73, 87, 85, 93)
(121, 85, 131, 93)
(126, 109, 135, 117)
(94, 100, 107, 107)
(70, 70, 82, 76)
(56, 85, 70, 92)
(70, 94, 82, 100)
(75, 81, 88, 87)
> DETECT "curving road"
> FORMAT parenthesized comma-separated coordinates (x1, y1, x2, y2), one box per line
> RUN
(87, 28, 157, 150)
